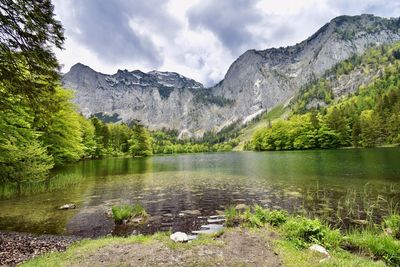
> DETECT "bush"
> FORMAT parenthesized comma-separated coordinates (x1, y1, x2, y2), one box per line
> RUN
(238, 205, 289, 228)
(383, 214, 400, 239)
(282, 217, 325, 248)
(112, 203, 147, 224)
(266, 209, 288, 226)
(281, 217, 341, 249)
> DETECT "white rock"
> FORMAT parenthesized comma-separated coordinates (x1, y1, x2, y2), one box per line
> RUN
(170, 232, 188, 242)
(58, 204, 76, 210)
(309, 244, 330, 257)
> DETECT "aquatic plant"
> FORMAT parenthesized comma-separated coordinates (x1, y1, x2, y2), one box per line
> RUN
(224, 206, 240, 227)
(111, 203, 147, 224)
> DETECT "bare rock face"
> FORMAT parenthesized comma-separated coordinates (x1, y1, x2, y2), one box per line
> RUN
(62, 14, 400, 137)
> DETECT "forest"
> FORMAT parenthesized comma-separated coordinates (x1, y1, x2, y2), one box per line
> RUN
(250, 42, 400, 151)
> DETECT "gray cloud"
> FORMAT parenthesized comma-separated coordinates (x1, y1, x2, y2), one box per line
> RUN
(187, 0, 270, 56)
(327, 0, 400, 17)
(58, 0, 181, 68)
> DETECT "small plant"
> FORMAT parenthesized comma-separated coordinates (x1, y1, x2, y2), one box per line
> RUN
(112, 203, 147, 224)
(383, 214, 400, 239)
(225, 206, 240, 227)
(266, 209, 288, 226)
(282, 217, 325, 248)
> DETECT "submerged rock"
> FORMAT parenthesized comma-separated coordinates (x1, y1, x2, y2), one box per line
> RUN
(182, 210, 201, 216)
(58, 204, 76, 210)
(170, 232, 188, 242)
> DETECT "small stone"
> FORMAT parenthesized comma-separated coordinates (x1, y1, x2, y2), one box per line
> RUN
(384, 228, 393, 235)
(58, 204, 76, 210)
(170, 232, 188, 242)
(309, 244, 330, 257)
(178, 213, 185, 217)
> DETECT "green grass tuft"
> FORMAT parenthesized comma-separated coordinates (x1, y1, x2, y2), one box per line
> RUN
(111, 203, 147, 224)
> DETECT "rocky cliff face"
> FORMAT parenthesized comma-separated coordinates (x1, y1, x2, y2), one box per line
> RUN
(63, 14, 400, 137)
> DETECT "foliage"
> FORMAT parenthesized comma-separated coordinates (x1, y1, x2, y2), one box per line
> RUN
(40, 88, 84, 165)
(193, 89, 234, 107)
(0, 98, 53, 183)
(129, 124, 153, 157)
(0, 0, 64, 111)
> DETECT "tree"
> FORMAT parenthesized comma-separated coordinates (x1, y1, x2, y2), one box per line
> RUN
(359, 110, 381, 147)
(0, 0, 64, 110)
(40, 88, 84, 165)
(0, 106, 53, 184)
(129, 124, 153, 157)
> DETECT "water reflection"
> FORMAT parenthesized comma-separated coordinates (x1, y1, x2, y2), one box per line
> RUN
(0, 148, 399, 236)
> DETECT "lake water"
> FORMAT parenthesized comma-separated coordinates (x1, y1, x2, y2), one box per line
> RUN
(0, 148, 399, 237)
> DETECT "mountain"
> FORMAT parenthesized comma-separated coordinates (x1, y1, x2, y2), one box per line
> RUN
(62, 14, 400, 137)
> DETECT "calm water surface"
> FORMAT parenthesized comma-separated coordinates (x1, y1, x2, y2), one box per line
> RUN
(0, 148, 399, 236)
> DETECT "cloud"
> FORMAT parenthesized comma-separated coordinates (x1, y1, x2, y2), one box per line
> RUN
(54, 0, 181, 68)
(187, 0, 269, 56)
(53, 0, 399, 87)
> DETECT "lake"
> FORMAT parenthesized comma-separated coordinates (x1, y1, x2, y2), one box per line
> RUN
(0, 148, 399, 237)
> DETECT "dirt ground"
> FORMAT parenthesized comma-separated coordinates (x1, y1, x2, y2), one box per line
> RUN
(66, 228, 281, 267)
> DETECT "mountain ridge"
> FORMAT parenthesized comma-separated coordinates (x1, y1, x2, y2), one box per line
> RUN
(62, 14, 400, 137)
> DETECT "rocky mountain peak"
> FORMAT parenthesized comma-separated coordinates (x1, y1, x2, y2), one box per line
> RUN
(63, 14, 400, 137)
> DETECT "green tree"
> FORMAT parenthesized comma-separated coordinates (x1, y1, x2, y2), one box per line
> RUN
(129, 124, 153, 157)
(0, 107, 53, 184)
(0, 0, 64, 111)
(359, 110, 381, 147)
(40, 88, 84, 165)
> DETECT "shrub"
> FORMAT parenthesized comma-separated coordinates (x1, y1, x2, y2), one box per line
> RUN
(237, 206, 289, 228)
(282, 217, 326, 248)
(266, 209, 288, 226)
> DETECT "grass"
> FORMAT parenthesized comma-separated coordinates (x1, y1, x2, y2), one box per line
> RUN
(227, 205, 400, 266)
(111, 203, 147, 224)
(383, 214, 400, 239)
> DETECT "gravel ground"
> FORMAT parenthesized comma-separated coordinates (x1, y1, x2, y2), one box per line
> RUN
(0, 231, 80, 266)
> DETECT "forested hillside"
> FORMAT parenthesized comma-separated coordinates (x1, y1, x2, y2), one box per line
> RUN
(251, 42, 400, 151)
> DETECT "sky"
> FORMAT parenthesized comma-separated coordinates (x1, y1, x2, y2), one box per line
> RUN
(53, 0, 400, 86)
